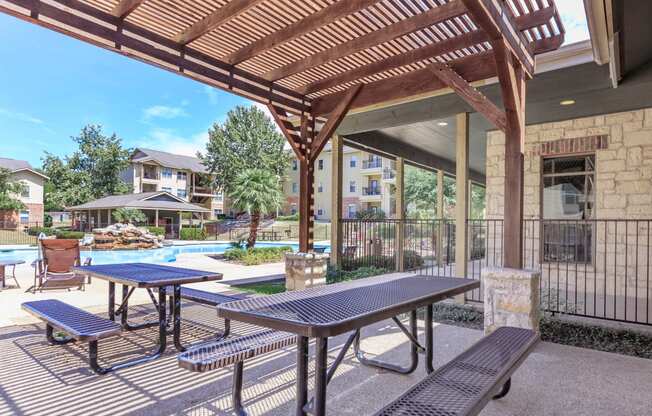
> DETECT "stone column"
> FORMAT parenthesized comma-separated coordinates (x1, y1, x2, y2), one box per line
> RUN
(285, 252, 329, 291)
(394, 157, 405, 272)
(483, 266, 541, 334)
(330, 135, 343, 268)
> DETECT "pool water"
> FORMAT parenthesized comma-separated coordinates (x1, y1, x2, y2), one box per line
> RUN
(0, 242, 330, 265)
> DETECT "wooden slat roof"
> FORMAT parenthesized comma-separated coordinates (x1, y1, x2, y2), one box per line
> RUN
(0, 0, 564, 117)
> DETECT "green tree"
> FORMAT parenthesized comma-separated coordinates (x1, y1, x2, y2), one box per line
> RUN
(112, 208, 147, 224)
(404, 166, 456, 219)
(228, 168, 283, 248)
(0, 168, 26, 211)
(200, 105, 291, 195)
(42, 125, 131, 210)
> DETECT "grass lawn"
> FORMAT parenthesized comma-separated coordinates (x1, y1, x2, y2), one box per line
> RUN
(237, 281, 286, 295)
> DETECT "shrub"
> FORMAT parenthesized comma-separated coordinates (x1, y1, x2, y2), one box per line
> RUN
(44, 214, 53, 228)
(55, 230, 85, 239)
(27, 226, 56, 236)
(276, 213, 299, 221)
(341, 250, 424, 271)
(224, 246, 293, 265)
(180, 227, 207, 240)
(147, 226, 165, 236)
(326, 266, 388, 284)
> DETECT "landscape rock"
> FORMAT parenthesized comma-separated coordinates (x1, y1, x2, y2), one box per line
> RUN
(83, 223, 164, 250)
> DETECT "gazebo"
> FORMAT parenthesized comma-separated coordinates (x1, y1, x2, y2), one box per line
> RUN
(0, 0, 564, 269)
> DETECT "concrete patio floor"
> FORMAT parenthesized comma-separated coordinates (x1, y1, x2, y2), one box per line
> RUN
(0, 298, 651, 416)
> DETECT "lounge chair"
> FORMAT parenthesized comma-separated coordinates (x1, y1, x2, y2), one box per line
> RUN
(32, 239, 91, 293)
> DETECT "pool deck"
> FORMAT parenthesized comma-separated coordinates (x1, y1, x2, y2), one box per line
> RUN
(0, 253, 284, 327)
(1, 303, 651, 416)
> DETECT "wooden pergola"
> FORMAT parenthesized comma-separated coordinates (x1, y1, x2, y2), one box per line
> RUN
(1, 0, 564, 268)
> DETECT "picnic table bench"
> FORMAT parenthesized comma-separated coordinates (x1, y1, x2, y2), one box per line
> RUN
(375, 326, 538, 416)
(22, 300, 122, 374)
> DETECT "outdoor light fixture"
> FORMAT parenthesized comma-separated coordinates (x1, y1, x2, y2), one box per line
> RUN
(437, 121, 448, 126)
(560, 99, 576, 106)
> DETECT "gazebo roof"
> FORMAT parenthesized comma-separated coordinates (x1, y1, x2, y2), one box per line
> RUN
(2, 0, 563, 117)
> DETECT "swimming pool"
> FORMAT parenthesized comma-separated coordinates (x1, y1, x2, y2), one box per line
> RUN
(0, 242, 330, 265)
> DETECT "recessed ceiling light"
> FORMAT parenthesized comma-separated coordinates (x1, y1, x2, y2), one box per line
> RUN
(437, 121, 448, 126)
(560, 99, 575, 106)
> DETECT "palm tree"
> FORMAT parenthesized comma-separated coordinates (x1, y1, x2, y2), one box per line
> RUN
(228, 168, 283, 248)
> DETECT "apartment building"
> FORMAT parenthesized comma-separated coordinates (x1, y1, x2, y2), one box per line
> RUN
(0, 157, 48, 226)
(283, 145, 396, 220)
(122, 148, 227, 218)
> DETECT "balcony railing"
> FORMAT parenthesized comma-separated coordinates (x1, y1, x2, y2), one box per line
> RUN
(361, 186, 381, 196)
(362, 159, 382, 169)
(143, 170, 159, 180)
(340, 218, 652, 327)
(382, 168, 395, 180)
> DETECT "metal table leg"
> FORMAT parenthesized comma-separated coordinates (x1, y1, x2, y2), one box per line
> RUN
(90, 287, 168, 374)
(108, 281, 115, 321)
(425, 304, 435, 373)
(172, 284, 185, 351)
(296, 336, 309, 416)
(314, 337, 328, 416)
(354, 310, 420, 374)
(119, 284, 159, 331)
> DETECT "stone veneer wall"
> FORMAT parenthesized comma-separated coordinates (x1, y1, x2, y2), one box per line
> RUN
(485, 108, 652, 322)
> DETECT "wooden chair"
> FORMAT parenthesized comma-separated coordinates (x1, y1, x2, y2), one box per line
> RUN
(32, 239, 91, 293)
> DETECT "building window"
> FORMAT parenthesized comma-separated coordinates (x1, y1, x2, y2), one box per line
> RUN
(177, 188, 187, 198)
(19, 210, 29, 224)
(292, 183, 298, 193)
(162, 167, 173, 179)
(20, 182, 29, 198)
(215, 192, 224, 201)
(162, 186, 172, 193)
(318, 159, 324, 170)
(317, 208, 324, 216)
(350, 156, 357, 168)
(214, 209, 223, 216)
(347, 204, 357, 219)
(349, 181, 356, 193)
(177, 171, 187, 181)
(542, 155, 595, 263)
(292, 160, 298, 171)
(318, 183, 323, 193)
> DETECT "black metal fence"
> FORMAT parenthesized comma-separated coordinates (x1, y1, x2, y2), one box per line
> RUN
(341, 218, 652, 326)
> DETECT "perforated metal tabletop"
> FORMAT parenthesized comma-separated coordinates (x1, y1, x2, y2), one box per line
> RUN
(218, 274, 479, 337)
(74, 263, 222, 287)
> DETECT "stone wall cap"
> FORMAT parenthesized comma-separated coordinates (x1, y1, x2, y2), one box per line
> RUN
(481, 266, 540, 276)
(285, 251, 330, 260)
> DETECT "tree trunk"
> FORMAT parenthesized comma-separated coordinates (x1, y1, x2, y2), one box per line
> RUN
(247, 212, 260, 248)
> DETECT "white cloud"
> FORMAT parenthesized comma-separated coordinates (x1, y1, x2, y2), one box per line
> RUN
(142, 105, 188, 120)
(556, 0, 590, 44)
(140, 127, 209, 157)
(0, 108, 44, 124)
(204, 86, 219, 105)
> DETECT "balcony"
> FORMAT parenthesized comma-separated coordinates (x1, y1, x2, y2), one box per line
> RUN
(382, 168, 396, 182)
(361, 158, 383, 174)
(142, 167, 159, 181)
(360, 186, 382, 201)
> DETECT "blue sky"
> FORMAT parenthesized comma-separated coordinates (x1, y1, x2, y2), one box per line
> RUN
(0, 1, 589, 168)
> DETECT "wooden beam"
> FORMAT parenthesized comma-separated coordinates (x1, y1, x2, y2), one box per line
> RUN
(111, 0, 145, 19)
(300, 7, 556, 95)
(0, 0, 309, 115)
(174, 0, 264, 45)
(428, 62, 506, 132)
(267, 105, 304, 161)
(225, 0, 379, 65)
(312, 52, 496, 116)
(262, 0, 467, 81)
(461, 0, 535, 77)
(310, 85, 362, 161)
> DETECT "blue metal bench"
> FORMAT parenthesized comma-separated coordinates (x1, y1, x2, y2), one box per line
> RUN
(374, 326, 539, 416)
(22, 300, 122, 374)
(179, 329, 297, 416)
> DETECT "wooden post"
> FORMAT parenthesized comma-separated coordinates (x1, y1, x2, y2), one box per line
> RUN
(395, 157, 405, 272)
(455, 113, 470, 287)
(330, 134, 343, 267)
(436, 169, 445, 266)
(299, 158, 315, 252)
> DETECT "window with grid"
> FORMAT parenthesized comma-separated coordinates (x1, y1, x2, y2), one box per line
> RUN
(542, 155, 595, 263)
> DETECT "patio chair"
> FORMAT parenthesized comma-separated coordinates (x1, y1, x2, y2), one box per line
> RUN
(32, 239, 91, 293)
